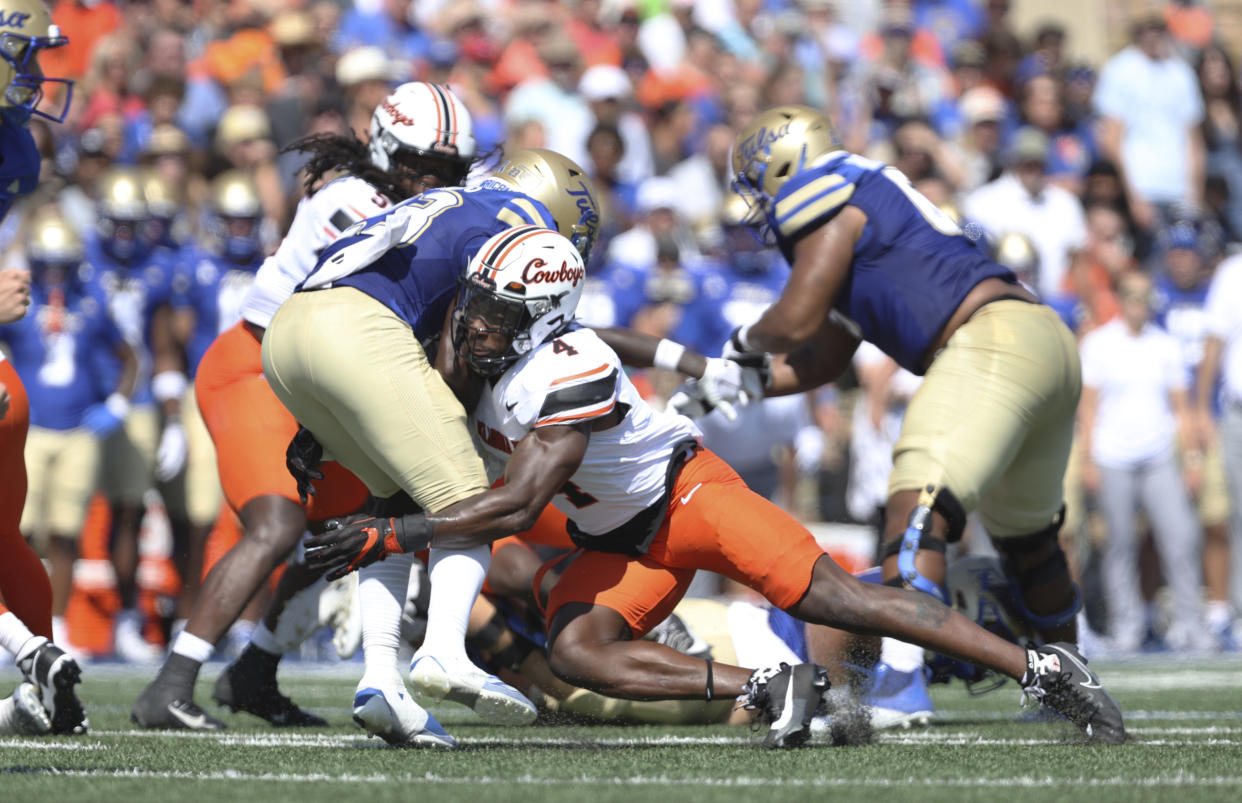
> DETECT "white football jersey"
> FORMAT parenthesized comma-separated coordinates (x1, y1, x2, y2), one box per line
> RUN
(241, 175, 394, 328)
(471, 326, 701, 535)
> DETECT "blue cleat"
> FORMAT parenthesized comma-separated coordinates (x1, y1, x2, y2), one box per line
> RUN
(352, 684, 456, 749)
(862, 662, 934, 730)
(409, 653, 537, 726)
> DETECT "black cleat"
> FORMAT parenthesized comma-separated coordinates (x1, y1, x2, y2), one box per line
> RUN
(1020, 642, 1127, 744)
(16, 638, 88, 735)
(742, 662, 829, 748)
(132, 683, 226, 730)
(212, 655, 327, 727)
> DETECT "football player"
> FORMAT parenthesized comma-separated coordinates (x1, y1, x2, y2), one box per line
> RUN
(132, 82, 475, 736)
(164, 172, 270, 621)
(0, 0, 86, 736)
(301, 226, 1127, 747)
(258, 145, 606, 747)
(722, 106, 1109, 675)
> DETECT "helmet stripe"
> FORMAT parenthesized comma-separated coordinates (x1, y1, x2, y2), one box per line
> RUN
(421, 83, 446, 144)
(479, 224, 542, 274)
(426, 83, 455, 147)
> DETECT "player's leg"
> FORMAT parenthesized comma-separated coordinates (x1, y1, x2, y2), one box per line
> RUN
(101, 406, 162, 661)
(262, 289, 533, 724)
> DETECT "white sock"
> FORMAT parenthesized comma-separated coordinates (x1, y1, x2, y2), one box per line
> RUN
(417, 545, 490, 661)
(0, 612, 37, 660)
(358, 553, 415, 687)
(880, 637, 925, 673)
(171, 631, 216, 663)
(249, 623, 281, 655)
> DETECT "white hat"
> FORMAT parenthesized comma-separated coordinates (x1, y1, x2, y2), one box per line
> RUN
(638, 176, 680, 214)
(578, 64, 631, 102)
(336, 46, 392, 87)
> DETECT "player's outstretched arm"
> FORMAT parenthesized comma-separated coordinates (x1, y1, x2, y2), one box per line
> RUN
(763, 313, 862, 397)
(304, 423, 590, 577)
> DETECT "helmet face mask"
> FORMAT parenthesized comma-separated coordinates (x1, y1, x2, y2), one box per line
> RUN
(0, 1, 73, 125)
(730, 105, 842, 244)
(452, 226, 586, 377)
(26, 207, 82, 286)
(96, 168, 151, 263)
(207, 170, 264, 264)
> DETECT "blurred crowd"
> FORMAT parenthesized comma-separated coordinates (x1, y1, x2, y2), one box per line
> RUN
(2, 0, 1241, 659)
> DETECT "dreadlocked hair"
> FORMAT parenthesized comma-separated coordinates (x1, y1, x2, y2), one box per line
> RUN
(283, 132, 410, 204)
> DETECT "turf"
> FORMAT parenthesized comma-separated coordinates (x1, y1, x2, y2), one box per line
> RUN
(3, 656, 1241, 803)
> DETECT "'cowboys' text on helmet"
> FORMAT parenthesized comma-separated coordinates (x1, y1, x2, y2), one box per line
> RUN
(369, 82, 475, 187)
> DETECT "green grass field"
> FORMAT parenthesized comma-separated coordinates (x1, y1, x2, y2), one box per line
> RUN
(3, 656, 1242, 803)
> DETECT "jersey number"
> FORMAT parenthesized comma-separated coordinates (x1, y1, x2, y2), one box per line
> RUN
(559, 480, 598, 508)
(881, 165, 962, 236)
(552, 338, 578, 356)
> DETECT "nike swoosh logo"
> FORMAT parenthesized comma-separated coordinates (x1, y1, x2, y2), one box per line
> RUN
(680, 483, 703, 506)
(770, 672, 797, 731)
(167, 705, 209, 729)
(505, 401, 518, 412)
(1057, 647, 1102, 689)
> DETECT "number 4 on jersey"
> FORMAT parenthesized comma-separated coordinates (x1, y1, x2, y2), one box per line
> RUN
(552, 339, 579, 356)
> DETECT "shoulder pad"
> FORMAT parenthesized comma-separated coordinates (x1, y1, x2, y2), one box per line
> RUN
(495, 194, 557, 232)
(524, 331, 621, 428)
(772, 164, 857, 244)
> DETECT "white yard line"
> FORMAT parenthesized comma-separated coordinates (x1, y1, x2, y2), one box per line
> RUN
(4, 768, 1242, 789)
(0, 739, 103, 750)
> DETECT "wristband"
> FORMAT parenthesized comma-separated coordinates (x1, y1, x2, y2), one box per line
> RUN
(104, 392, 130, 420)
(392, 513, 435, 554)
(653, 338, 687, 372)
(152, 370, 188, 403)
(732, 324, 755, 353)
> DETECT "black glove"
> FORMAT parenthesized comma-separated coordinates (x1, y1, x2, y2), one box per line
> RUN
(304, 512, 433, 580)
(286, 426, 324, 506)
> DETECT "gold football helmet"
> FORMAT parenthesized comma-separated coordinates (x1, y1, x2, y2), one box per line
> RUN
(141, 169, 182, 219)
(208, 170, 264, 263)
(97, 167, 148, 221)
(0, 0, 72, 124)
(488, 148, 601, 260)
(731, 105, 842, 214)
(993, 232, 1038, 278)
(25, 206, 82, 265)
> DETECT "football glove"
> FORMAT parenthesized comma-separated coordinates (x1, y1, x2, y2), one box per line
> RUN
(286, 426, 325, 506)
(668, 379, 714, 419)
(154, 420, 188, 481)
(304, 513, 433, 581)
(722, 327, 773, 392)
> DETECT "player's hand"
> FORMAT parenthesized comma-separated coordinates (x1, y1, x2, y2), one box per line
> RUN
(286, 426, 325, 506)
(305, 515, 396, 580)
(697, 358, 744, 421)
(722, 327, 773, 393)
(155, 420, 188, 481)
(0, 269, 32, 324)
(82, 404, 124, 437)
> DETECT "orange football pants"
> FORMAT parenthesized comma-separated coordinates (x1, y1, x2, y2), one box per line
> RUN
(545, 448, 827, 638)
(195, 321, 368, 521)
(0, 360, 52, 637)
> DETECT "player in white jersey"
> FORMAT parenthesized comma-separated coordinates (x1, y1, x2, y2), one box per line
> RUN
(133, 82, 477, 739)
(304, 226, 1127, 747)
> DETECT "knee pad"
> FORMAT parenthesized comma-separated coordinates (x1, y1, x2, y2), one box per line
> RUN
(467, 596, 543, 672)
(992, 507, 1081, 630)
(881, 484, 964, 601)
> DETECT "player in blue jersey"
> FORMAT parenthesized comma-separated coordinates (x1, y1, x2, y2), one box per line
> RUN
(722, 105, 1113, 720)
(0, 0, 90, 737)
(1, 208, 138, 645)
(262, 149, 602, 743)
(166, 171, 268, 622)
(84, 166, 188, 661)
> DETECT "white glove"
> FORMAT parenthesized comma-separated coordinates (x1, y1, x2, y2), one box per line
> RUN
(155, 420, 188, 481)
(793, 425, 826, 476)
(668, 379, 713, 419)
(698, 358, 744, 421)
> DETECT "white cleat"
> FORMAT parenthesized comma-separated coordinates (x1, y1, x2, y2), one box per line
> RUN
(352, 683, 456, 749)
(409, 652, 537, 726)
(0, 683, 53, 735)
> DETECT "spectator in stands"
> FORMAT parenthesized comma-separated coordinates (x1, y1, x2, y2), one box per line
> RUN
(212, 105, 284, 227)
(1094, 14, 1204, 238)
(578, 63, 653, 187)
(334, 47, 393, 142)
(1079, 270, 1212, 652)
(964, 127, 1088, 300)
(334, 0, 432, 73)
(505, 30, 593, 171)
(1068, 203, 1134, 335)
(1018, 73, 1094, 195)
(1195, 43, 1242, 241)
(951, 86, 1008, 193)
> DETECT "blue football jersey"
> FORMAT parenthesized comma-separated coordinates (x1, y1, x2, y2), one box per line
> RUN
(0, 118, 40, 223)
(1153, 274, 1219, 413)
(307, 185, 558, 343)
(0, 279, 125, 430)
(769, 152, 1015, 373)
(83, 236, 178, 406)
(173, 244, 262, 375)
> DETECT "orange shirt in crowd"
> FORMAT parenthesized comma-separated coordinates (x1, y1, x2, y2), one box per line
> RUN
(44, 0, 122, 81)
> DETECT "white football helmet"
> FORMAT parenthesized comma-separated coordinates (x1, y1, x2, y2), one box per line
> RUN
(369, 81, 475, 186)
(453, 226, 586, 376)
